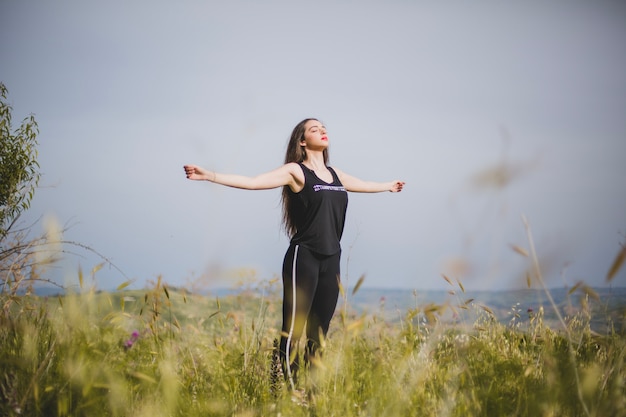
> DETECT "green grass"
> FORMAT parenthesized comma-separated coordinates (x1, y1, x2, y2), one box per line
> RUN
(1, 276, 625, 417)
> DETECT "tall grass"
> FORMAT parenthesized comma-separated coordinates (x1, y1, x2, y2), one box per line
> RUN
(1, 267, 624, 416)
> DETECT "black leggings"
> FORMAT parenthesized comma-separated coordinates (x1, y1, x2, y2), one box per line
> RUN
(279, 244, 340, 387)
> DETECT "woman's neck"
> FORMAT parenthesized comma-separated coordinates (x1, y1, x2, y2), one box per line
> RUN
(303, 151, 326, 171)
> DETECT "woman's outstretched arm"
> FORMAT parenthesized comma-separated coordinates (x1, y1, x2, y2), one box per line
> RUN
(183, 163, 303, 191)
(334, 168, 405, 193)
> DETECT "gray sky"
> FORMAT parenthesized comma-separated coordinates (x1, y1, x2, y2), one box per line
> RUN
(2, 0, 625, 291)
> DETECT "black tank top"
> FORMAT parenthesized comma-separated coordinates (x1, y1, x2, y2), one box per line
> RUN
(288, 163, 348, 255)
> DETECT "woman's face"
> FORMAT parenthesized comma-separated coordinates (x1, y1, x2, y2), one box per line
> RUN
(301, 119, 328, 150)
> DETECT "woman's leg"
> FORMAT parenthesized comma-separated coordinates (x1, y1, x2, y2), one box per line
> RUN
(280, 245, 318, 389)
(305, 251, 340, 364)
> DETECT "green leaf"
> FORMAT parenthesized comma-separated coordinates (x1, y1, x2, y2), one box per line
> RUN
(352, 274, 365, 296)
(91, 262, 104, 276)
(116, 280, 132, 291)
(607, 245, 626, 282)
(78, 266, 84, 289)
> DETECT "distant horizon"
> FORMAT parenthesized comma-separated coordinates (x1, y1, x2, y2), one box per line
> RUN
(27, 282, 626, 295)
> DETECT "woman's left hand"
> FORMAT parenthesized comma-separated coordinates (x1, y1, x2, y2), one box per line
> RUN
(390, 181, 405, 193)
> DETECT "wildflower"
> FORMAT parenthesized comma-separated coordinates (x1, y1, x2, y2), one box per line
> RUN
(124, 330, 140, 349)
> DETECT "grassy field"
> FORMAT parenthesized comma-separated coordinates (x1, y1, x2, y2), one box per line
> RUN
(1, 275, 625, 417)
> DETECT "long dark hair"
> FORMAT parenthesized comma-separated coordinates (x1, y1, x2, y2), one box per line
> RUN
(281, 118, 329, 237)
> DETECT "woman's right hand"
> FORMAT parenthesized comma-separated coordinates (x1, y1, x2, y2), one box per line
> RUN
(184, 164, 212, 181)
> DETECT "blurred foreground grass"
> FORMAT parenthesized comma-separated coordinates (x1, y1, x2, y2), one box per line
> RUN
(1, 276, 625, 417)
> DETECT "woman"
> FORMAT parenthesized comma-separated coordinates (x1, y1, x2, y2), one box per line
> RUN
(184, 118, 404, 389)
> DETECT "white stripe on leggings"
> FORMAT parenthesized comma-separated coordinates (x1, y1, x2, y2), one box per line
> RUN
(285, 244, 299, 391)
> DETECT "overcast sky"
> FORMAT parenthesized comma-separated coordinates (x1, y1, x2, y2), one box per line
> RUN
(2, 0, 625, 292)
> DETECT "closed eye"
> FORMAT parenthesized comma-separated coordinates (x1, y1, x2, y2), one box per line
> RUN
(308, 125, 326, 132)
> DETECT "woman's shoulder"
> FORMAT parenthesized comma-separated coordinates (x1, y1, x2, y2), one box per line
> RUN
(284, 162, 304, 174)
(328, 166, 343, 175)
(283, 162, 305, 189)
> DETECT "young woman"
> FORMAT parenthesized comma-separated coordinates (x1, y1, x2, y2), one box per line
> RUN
(184, 118, 404, 389)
